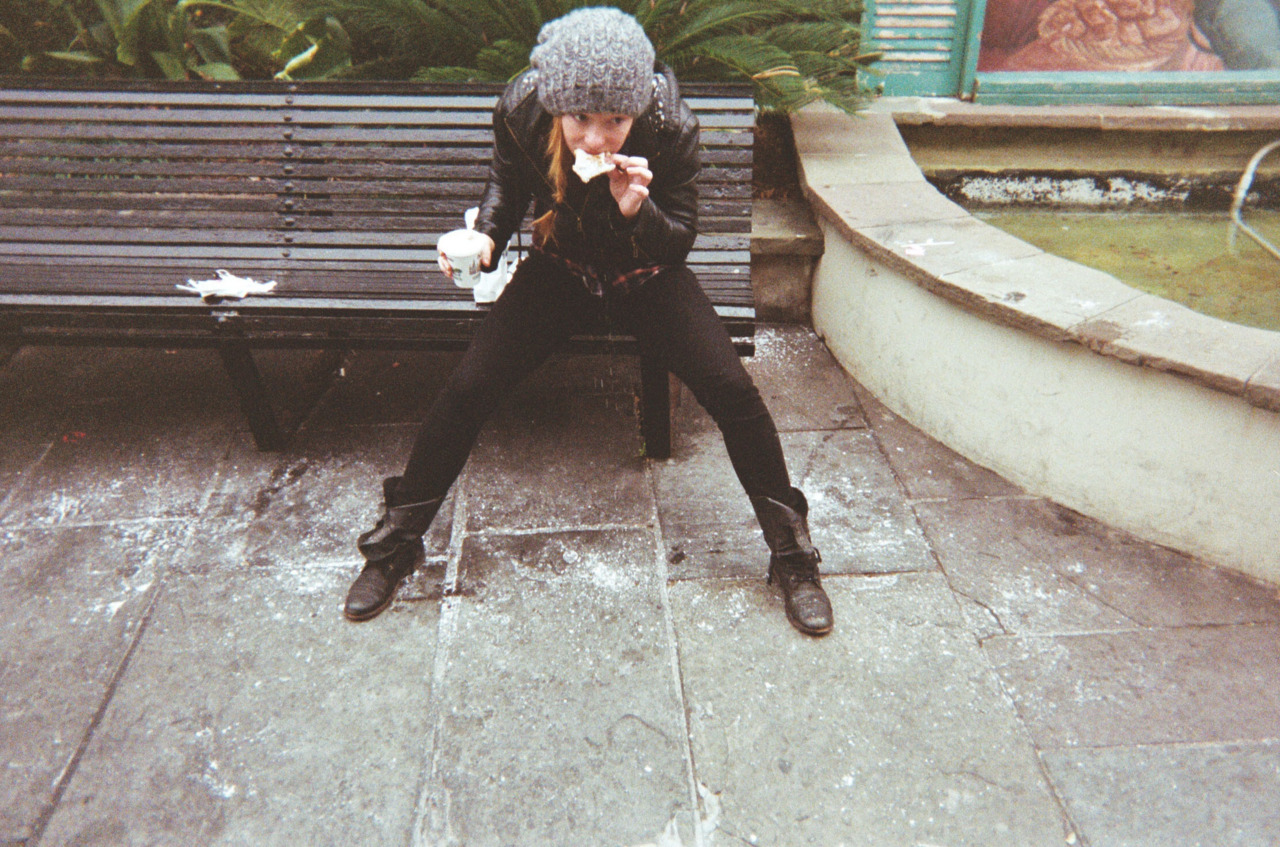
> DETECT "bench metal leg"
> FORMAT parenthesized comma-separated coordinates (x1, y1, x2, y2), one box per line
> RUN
(282, 347, 348, 435)
(217, 341, 287, 451)
(217, 342, 349, 452)
(640, 356, 673, 460)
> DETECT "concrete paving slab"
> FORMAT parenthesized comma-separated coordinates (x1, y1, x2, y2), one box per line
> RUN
(670, 573, 1072, 847)
(0, 356, 235, 528)
(852, 382, 1022, 500)
(655, 429, 934, 580)
(916, 498, 1146, 640)
(0, 521, 183, 843)
(916, 497, 1280, 641)
(674, 325, 867, 437)
(0, 347, 236, 429)
(0, 428, 53, 515)
(1042, 741, 1280, 847)
(426, 529, 694, 846)
(0, 348, 95, 431)
(5, 319, 1280, 846)
(185, 424, 452, 577)
(512, 352, 643, 397)
(78, 349, 239, 414)
(986, 624, 1280, 749)
(0, 422, 229, 529)
(797, 430, 936, 577)
(0, 354, 98, 473)
(754, 429, 935, 578)
(1019, 501, 1280, 629)
(746, 325, 867, 433)
(464, 390, 650, 533)
(38, 565, 439, 846)
(307, 350, 460, 428)
(650, 428, 762, 580)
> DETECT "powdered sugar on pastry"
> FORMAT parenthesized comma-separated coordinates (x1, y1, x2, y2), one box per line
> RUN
(572, 149, 617, 182)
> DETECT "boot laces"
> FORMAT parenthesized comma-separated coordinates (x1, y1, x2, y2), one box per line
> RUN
(775, 550, 822, 589)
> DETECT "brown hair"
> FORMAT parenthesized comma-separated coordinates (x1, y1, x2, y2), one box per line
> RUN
(532, 118, 570, 248)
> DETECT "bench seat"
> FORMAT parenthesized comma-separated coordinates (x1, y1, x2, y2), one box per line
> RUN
(0, 79, 755, 455)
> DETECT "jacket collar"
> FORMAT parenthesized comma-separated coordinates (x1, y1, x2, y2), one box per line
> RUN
(503, 85, 554, 186)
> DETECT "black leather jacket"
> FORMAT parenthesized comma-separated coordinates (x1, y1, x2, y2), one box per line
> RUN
(473, 64, 701, 276)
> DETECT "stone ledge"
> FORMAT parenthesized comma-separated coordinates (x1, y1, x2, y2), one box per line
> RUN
(751, 197, 824, 257)
(1245, 355, 1280, 413)
(873, 98, 1280, 132)
(1073, 297, 1280, 397)
(791, 107, 1280, 415)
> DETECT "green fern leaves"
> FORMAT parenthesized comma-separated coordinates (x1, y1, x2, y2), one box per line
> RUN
(8, 0, 876, 111)
(322, 0, 876, 111)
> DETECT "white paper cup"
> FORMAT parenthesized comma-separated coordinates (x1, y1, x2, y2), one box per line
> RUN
(437, 229, 489, 288)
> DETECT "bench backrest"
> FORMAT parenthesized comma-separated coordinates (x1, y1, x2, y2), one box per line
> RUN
(0, 80, 753, 311)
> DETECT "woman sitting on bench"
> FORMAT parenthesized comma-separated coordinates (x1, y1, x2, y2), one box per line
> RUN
(342, 7, 833, 637)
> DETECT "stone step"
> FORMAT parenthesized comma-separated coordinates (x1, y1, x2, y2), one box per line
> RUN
(750, 196, 824, 323)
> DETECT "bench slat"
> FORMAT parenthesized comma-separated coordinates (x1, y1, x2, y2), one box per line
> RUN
(0, 120, 751, 146)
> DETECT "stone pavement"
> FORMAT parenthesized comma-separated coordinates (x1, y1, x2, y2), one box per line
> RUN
(2, 324, 1279, 847)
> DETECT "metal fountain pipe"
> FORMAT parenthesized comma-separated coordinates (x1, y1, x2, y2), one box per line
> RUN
(1229, 139, 1280, 263)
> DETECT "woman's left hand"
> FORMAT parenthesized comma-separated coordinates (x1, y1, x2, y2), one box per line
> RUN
(608, 155, 652, 219)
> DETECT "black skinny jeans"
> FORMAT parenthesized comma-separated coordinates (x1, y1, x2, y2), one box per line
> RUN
(397, 253, 793, 506)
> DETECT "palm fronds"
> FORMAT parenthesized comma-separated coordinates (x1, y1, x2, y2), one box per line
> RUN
(317, 0, 875, 111)
(307, 0, 537, 74)
(635, 0, 875, 111)
(11, 0, 878, 111)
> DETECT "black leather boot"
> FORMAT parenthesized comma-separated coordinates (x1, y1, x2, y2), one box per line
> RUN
(344, 477, 443, 622)
(750, 487, 834, 636)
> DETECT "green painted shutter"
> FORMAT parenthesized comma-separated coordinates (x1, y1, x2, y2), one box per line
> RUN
(864, 0, 979, 96)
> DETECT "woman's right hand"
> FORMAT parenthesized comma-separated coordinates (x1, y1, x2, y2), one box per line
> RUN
(438, 234, 496, 279)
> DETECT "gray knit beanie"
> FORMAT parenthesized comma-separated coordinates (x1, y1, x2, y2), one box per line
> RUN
(530, 7, 656, 117)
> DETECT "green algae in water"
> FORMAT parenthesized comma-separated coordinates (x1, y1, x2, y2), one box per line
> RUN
(973, 210, 1280, 332)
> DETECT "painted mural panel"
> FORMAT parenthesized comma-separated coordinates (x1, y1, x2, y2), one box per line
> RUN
(977, 0, 1280, 70)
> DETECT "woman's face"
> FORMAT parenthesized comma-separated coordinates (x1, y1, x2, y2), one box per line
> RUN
(559, 113, 635, 155)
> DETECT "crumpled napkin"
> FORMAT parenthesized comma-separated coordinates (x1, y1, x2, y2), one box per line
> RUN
(177, 269, 278, 303)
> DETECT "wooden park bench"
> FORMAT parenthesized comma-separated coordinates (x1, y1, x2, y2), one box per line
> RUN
(0, 79, 755, 457)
